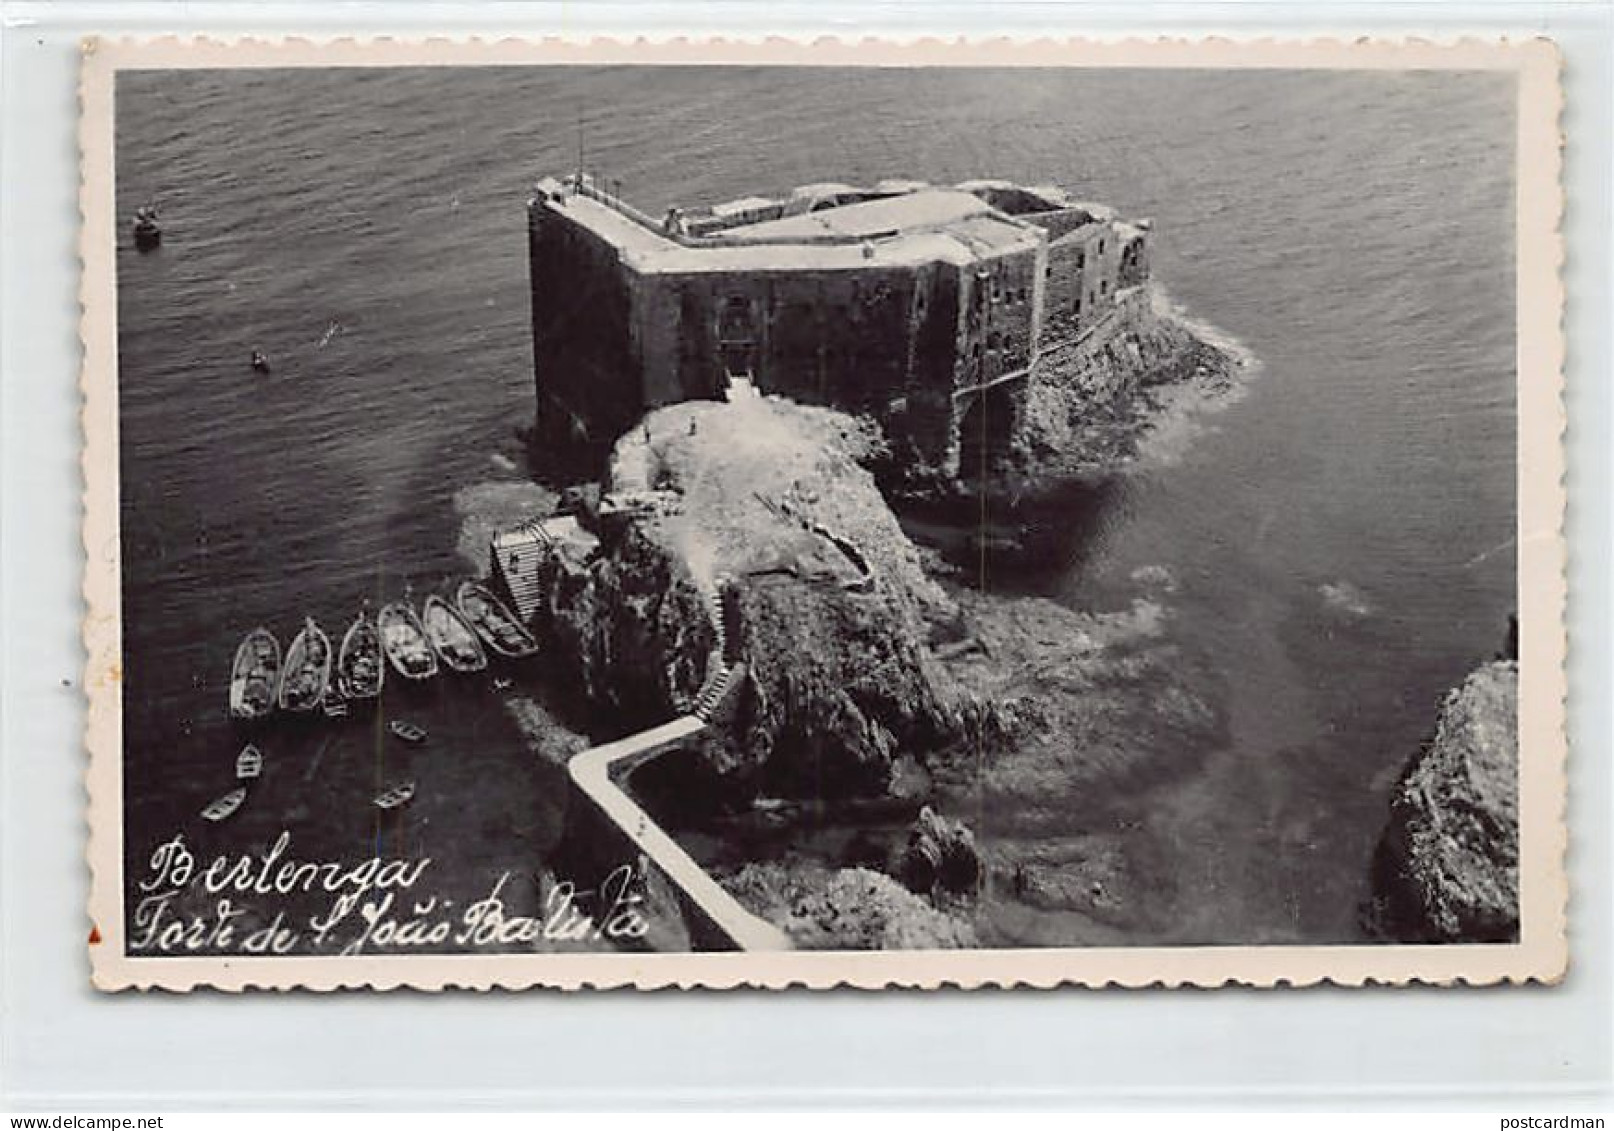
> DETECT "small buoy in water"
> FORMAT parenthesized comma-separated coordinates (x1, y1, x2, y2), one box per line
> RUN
(250, 350, 271, 374)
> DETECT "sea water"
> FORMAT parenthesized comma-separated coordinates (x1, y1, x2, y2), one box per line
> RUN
(114, 66, 1515, 946)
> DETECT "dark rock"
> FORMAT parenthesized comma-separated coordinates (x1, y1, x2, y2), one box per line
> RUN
(1014, 290, 1245, 485)
(1371, 661, 1519, 943)
(723, 861, 975, 950)
(898, 806, 984, 896)
(536, 518, 716, 732)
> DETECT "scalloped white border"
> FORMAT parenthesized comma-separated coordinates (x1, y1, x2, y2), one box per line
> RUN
(79, 34, 1567, 992)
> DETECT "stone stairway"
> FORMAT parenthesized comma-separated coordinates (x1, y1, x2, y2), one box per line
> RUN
(692, 665, 735, 722)
(692, 572, 739, 723)
(562, 577, 787, 951)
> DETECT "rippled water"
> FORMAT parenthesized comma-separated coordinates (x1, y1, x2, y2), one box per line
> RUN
(115, 67, 1515, 946)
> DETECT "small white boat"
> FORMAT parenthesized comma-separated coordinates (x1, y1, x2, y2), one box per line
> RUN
(228, 627, 280, 721)
(379, 600, 438, 681)
(235, 744, 263, 779)
(337, 609, 385, 700)
(374, 782, 416, 811)
(132, 203, 161, 250)
(201, 786, 247, 822)
(388, 719, 427, 745)
(278, 616, 332, 713)
(422, 594, 488, 673)
(456, 580, 539, 659)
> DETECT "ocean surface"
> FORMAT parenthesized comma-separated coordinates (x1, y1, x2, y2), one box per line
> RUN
(115, 66, 1516, 948)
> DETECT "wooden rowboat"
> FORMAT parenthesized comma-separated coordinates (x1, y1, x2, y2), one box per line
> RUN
(235, 744, 263, 779)
(388, 719, 427, 743)
(379, 601, 437, 681)
(336, 609, 385, 700)
(277, 616, 332, 713)
(201, 786, 247, 822)
(374, 782, 416, 811)
(455, 580, 539, 659)
(422, 594, 487, 673)
(228, 627, 280, 721)
(388, 719, 427, 744)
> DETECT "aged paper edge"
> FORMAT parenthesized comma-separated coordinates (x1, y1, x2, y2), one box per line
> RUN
(79, 34, 1568, 992)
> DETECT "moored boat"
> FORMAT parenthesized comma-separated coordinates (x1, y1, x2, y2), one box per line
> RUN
(388, 719, 427, 744)
(379, 600, 438, 680)
(235, 744, 263, 779)
(455, 580, 539, 659)
(228, 627, 281, 722)
(277, 616, 332, 713)
(337, 609, 384, 700)
(422, 594, 487, 673)
(374, 782, 416, 811)
(132, 203, 162, 250)
(201, 786, 247, 822)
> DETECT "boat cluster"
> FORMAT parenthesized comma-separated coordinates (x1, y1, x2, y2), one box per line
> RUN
(227, 580, 539, 725)
(203, 581, 539, 824)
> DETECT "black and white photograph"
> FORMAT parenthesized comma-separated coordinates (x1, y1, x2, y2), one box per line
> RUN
(81, 38, 1566, 989)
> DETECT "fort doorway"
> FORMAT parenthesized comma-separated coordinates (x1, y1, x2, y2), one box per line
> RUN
(956, 384, 1017, 482)
(717, 294, 759, 384)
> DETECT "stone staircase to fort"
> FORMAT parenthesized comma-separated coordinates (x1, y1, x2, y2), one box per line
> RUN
(495, 515, 772, 948)
(563, 569, 784, 951)
(692, 572, 739, 723)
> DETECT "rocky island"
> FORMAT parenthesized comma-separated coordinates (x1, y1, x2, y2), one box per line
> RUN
(1371, 649, 1520, 945)
(474, 172, 1251, 948)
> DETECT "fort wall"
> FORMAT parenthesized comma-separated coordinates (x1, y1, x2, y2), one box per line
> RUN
(528, 175, 1152, 478)
(528, 200, 646, 458)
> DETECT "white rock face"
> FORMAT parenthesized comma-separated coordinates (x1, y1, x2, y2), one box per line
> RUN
(1374, 661, 1519, 943)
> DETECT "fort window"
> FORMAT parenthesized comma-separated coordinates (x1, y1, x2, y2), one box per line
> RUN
(1076, 251, 1086, 270)
(1100, 280, 1109, 296)
(1099, 239, 1107, 255)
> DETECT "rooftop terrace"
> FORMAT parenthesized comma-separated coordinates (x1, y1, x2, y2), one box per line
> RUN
(535, 176, 1046, 275)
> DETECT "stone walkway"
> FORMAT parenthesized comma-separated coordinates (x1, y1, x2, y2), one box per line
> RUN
(566, 574, 789, 952)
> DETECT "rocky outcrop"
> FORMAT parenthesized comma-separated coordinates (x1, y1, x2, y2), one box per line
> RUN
(898, 806, 984, 896)
(535, 395, 966, 798)
(537, 517, 718, 732)
(723, 861, 976, 950)
(1372, 661, 1519, 943)
(1015, 289, 1244, 484)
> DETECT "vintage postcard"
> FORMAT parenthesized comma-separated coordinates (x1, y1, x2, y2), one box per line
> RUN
(80, 36, 1566, 991)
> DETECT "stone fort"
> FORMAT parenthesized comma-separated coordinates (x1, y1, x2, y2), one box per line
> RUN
(527, 173, 1151, 475)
